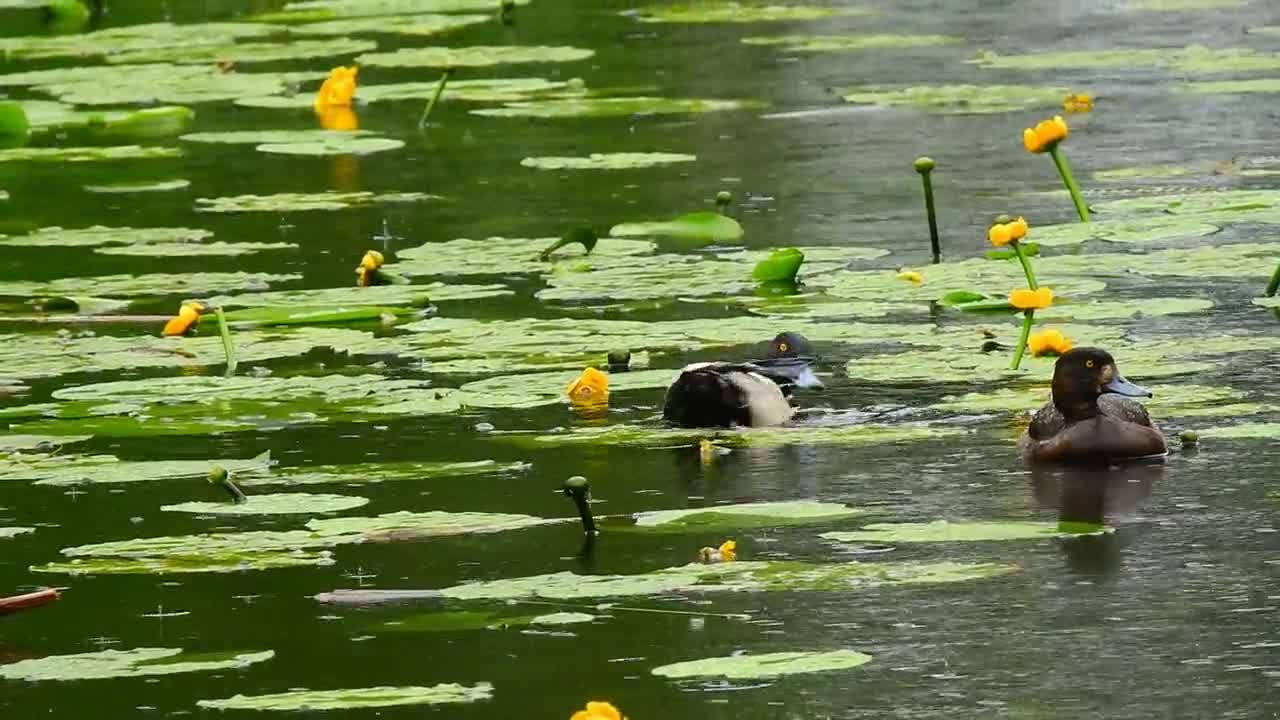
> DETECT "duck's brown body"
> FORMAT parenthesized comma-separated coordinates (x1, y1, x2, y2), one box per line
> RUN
(1019, 348, 1168, 465)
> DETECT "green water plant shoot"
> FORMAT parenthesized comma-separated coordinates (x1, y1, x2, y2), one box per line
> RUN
(1024, 115, 1090, 222)
(208, 465, 248, 504)
(418, 68, 456, 130)
(751, 248, 805, 284)
(538, 226, 598, 261)
(913, 156, 942, 262)
(498, 0, 516, 24)
(1266, 260, 1279, 296)
(562, 476, 595, 535)
(715, 190, 733, 215)
(213, 306, 238, 376)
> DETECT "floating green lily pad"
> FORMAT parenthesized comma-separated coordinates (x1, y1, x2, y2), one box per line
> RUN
(243, 77, 580, 108)
(521, 152, 697, 170)
(438, 559, 1018, 601)
(1253, 296, 1280, 308)
(84, 179, 190, 194)
(823, 521, 1110, 544)
(628, 501, 865, 531)
(161, 493, 368, 515)
(1199, 422, 1280, 439)
(632, 4, 872, 23)
(1031, 216, 1220, 246)
(196, 191, 439, 213)
(289, 13, 488, 36)
(0, 22, 278, 61)
(652, 649, 872, 679)
(742, 33, 959, 52)
(208, 282, 505, 309)
(253, 0, 529, 21)
(97, 241, 297, 257)
(0, 145, 182, 162)
(1037, 298, 1214, 321)
(219, 305, 422, 327)
(0, 648, 274, 681)
(473, 96, 765, 118)
(842, 84, 1068, 113)
(304, 510, 561, 538)
(1092, 163, 1207, 181)
(242, 459, 529, 487)
(357, 45, 593, 68)
(35, 552, 337, 575)
(394, 236, 656, 277)
(259, 137, 404, 156)
(0, 225, 212, 248)
(1128, 0, 1241, 10)
(530, 612, 596, 626)
(0, 270, 297, 299)
(197, 684, 494, 711)
(1092, 190, 1280, 219)
(182, 129, 373, 145)
(610, 212, 743, 242)
(18, 102, 194, 139)
(2, 450, 272, 486)
(457, 368, 673, 409)
(375, 610, 542, 633)
(973, 45, 1280, 74)
(105, 37, 376, 65)
(0, 434, 91, 451)
(0, 64, 320, 106)
(0, 527, 35, 539)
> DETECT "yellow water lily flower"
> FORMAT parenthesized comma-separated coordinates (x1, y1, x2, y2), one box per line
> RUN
(987, 216, 1029, 247)
(1023, 115, 1069, 154)
(1009, 287, 1054, 310)
(566, 367, 609, 408)
(314, 65, 358, 111)
(316, 105, 358, 131)
(896, 269, 924, 285)
(571, 701, 624, 720)
(356, 249, 384, 287)
(1063, 92, 1093, 113)
(162, 301, 206, 337)
(1028, 328, 1073, 356)
(699, 539, 737, 563)
(719, 539, 737, 561)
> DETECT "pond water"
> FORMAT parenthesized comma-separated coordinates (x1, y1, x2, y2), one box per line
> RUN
(1, 0, 1278, 717)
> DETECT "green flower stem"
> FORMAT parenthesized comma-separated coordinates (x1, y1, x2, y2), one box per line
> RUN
(1266, 261, 1280, 297)
(1010, 240, 1038, 290)
(914, 157, 941, 263)
(214, 306, 237, 377)
(1010, 310, 1035, 370)
(418, 68, 455, 130)
(1049, 145, 1090, 223)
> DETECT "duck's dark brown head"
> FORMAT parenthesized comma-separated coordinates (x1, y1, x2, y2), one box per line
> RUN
(768, 332, 814, 359)
(1052, 347, 1151, 420)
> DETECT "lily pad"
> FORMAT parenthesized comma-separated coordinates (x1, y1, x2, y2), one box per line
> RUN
(0, 271, 297, 299)
(437, 559, 1018, 601)
(1092, 163, 1205, 181)
(1092, 190, 1280, 219)
(35, 552, 336, 575)
(18, 102, 194, 139)
(1038, 298, 1214, 321)
(96, 241, 297, 257)
(0, 527, 35, 539)
(457, 368, 673, 409)
(258, 137, 404, 156)
(2, 451, 272, 486)
(628, 501, 865, 530)
(0, 22, 278, 61)
(0, 225, 212, 248)
(610, 212, 743, 242)
(289, 13, 488, 36)
(842, 84, 1069, 114)
(394, 236, 656, 277)
(822, 521, 1110, 544)
(1128, 0, 1241, 8)
(972, 45, 1280, 74)
(473, 97, 765, 118)
(241, 459, 529, 487)
(0, 64, 320, 106)
(530, 612, 596, 626)
(207, 282, 505, 309)
(0, 145, 182, 162)
(374, 610, 543, 633)
(0, 434, 91, 451)
(1031, 216, 1220, 246)
(652, 649, 872, 679)
(161, 493, 368, 515)
(1253, 296, 1280, 308)
(357, 45, 594, 68)
(243, 78, 581, 108)
(1199, 422, 1280, 439)
(83, 179, 190, 193)
(742, 34, 960, 52)
(304, 510, 561, 539)
(195, 191, 439, 213)
(631, 4, 872, 23)
(104, 37, 376, 65)
(0, 648, 274, 681)
(521, 152, 697, 170)
(197, 684, 494, 711)
(253, 0, 529, 21)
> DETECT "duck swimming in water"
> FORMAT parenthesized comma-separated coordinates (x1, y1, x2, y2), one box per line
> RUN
(1018, 347, 1168, 464)
(662, 332, 822, 428)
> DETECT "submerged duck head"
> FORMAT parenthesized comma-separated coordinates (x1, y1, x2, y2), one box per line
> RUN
(768, 332, 814, 360)
(1052, 347, 1151, 421)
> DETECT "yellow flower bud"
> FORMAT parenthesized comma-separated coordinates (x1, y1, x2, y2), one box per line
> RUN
(314, 66, 358, 111)
(988, 223, 1013, 247)
(896, 269, 924, 285)
(565, 367, 609, 409)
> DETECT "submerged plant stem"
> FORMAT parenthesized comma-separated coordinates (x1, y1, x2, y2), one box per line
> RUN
(918, 171, 940, 263)
(214, 306, 238, 377)
(1010, 310, 1035, 370)
(418, 69, 455, 130)
(1049, 146, 1090, 222)
(1010, 240, 1038, 290)
(1267, 261, 1280, 296)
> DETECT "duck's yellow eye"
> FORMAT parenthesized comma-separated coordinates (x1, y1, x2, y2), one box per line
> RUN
(778, 342, 789, 352)
(1085, 359, 1095, 368)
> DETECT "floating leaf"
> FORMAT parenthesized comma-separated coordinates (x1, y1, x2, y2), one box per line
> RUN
(632, 4, 872, 23)
(258, 137, 404, 156)
(530, 612, 596, 625)
(252, 0, 530, 22)
(1038, 298, 1214, 321)
(457, 368, 673, 409)
(822, 521, 1110, 544)
(208, 283, 504, 309)
(83, 179, 190, 194)
(104, 37, 376, 65)
(304, 510, 562, 539)
(1092, 163, 1204, 181)
(161, 493, 368, 515)
(473, 96, 765, 118)
(0, 271, 297, 299)
(438, 560, 1018, 601)
(1199, 422, 1280, 439)
(610, 212, 743, 242)
(195, 191, 439, 213)
(97, 241, 297, 257)
(1127, 0, 1241, 8)
(197, 684, 494, 711)
(652, 649, 872, 679)
(0, 434, 91, 452)
(357, 45, 594, 68)
(0, 145, 181, 162)
(628, 501, 865, 531)
(289, 13, 488, 36)
(0, 64, 320, 106)
(18, 101, 194, 139)
(0, 527, 35, 539)
(2, 451, 272, 486)
(0, 225, 212, 249)
(973, 45, 1280, 74)
(742, 33, 959, 52)
(242, 459, 529, 487)
(242, 77, 580, 108)
(375, 610, 542, 633)
(1253, 296, 1280, 308)
(35, 552, 336, 575)
(752, 248, 804, 282)
(0, 648, 274, 681)
(842, 84, 1068, 113)
(1031, 216, 1220, 246)
(218, 305, 422, 327)
(0, 22, 278, 61)
(521, 152, 697, 170)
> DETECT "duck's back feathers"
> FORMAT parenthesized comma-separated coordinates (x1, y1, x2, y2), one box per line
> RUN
(1020, 395, 1166, 464)
(662, 362, 795, 428)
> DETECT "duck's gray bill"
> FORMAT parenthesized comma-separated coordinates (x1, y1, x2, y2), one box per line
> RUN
(1103, 374, 1151, 397)
(792, 366, 824, 389)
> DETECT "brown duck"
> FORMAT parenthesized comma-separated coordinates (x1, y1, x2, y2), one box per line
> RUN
(1018, 347, 1167, 464)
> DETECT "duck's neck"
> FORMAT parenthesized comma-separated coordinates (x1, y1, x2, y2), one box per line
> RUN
(569, 491, 596, 535)
(1052, 377, 1101, 422)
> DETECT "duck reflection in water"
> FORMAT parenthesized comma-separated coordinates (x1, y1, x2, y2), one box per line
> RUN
(1032, 461, 1164, 577)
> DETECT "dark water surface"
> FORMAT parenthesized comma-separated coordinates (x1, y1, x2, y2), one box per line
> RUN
(1, 1, 1278, 718)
